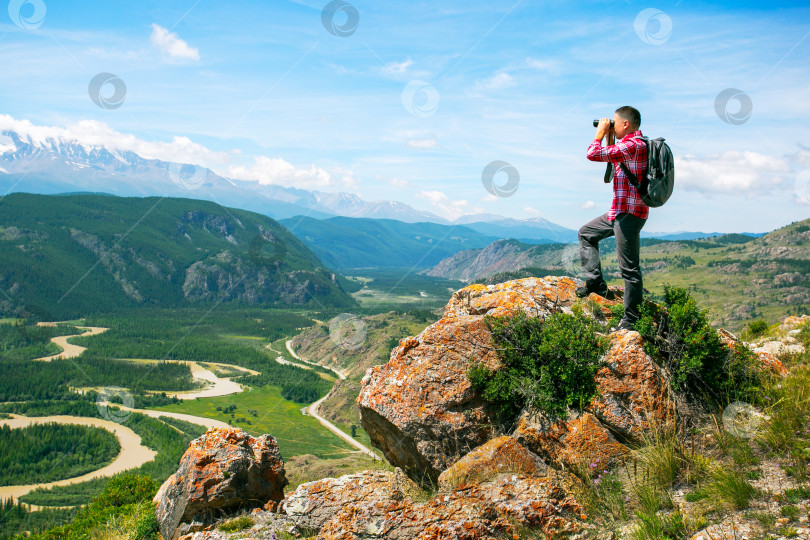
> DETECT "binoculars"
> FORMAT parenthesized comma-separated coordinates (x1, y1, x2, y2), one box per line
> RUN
(593, 119, 615, 127)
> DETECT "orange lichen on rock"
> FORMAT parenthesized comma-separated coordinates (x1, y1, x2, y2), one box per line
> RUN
(437, 436, 546, 491)
(515, 411, 630, 472)
(589, 330, 672, 440)
(285, 470, 585, 540)
(154, 428, 287, 540)
(359, 277, 656, 485)
(718, 328, 788, 375)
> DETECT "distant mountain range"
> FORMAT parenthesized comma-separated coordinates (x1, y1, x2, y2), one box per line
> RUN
(279, 216, 502, 270)
(0, 128, 759, 247)
(0, 193, 355, 319)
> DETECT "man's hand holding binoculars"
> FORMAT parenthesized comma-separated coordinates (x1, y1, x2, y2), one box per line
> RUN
(593, 118, 614, 145)
(594, 117, 615, 144)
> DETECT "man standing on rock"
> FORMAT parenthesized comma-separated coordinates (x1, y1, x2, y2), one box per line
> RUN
(576, 106, 648, 331)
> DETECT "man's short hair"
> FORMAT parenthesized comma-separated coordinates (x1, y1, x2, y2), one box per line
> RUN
(615, 106, 641, 130)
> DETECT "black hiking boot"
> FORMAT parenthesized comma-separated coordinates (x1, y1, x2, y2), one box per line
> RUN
(575, 282, 612, 299)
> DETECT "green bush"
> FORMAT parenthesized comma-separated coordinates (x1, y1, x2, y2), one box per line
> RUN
(468, 309, 609, 422)
(635, 286, 762, 404)
(90, 474, 159, 509)
(32, 473, 159, 539)
(745, 319, 769, 338)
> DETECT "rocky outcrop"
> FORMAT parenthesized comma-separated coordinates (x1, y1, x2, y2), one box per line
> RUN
(182, 251, 339, 306)
(437, 435, 546, 491)
(748, 314, 809, 361)
(358, 277, 668, 484)
(284, 469, 586, 539)
(717, 328, 788, 375)
(515, 410, 631, 474)
(154, 428, 287, 540)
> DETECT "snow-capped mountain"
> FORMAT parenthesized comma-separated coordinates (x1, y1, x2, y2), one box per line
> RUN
(0, 127, 575, 240)
(0, 130, 444, 222)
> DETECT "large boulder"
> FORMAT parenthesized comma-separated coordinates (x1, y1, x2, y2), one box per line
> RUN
(358, 277, 603, 483)
(283, 469, 586, 539)
(358, 277, 670, 484)
(437, 435, 546, 492)
(154, 428, 287, 540)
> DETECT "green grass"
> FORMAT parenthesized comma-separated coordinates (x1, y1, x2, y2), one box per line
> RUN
(218, 515, 255, 532)
(759, 365, 810, 482)
(706, 466, 757, 510)
(151, 385, 356, 459)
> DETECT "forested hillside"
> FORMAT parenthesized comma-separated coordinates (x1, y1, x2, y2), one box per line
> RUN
(0, 193, 355, 319)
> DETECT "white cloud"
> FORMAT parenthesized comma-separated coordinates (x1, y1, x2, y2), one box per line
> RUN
(582, 200, 596, 209)
(525, 57, 559, 73)
(474, 72, 515, 92)
(416, 190, 482, 221)
(150, 24, 200, 61)
(405, 138, 437, 149)
(333, 166, 360, 190)
(789, 146, 810, 169)
(228, 157, 335, 190)
(0, 133, 15, 154)
(381, 58, 413, 76)
(389, 177, 409, 188)
(482, 193, 498, 202)
(676, 151, 790, 193)
(523, 206, 543, 217)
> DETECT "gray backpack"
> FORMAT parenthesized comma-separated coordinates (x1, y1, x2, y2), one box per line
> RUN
(619, 136, 675, 208)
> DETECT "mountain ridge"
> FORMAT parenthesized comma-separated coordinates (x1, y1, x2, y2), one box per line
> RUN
(0, 192, 355, 319)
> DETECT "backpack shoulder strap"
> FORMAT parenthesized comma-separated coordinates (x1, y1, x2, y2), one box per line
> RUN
(619, 136, 646, 188)
(619, 162, 640, 188)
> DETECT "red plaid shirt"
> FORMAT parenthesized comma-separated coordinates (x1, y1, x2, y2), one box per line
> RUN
(587, 130, 649, 221)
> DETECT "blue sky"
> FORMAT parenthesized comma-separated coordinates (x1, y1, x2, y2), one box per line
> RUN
(1, 0, 809, 232)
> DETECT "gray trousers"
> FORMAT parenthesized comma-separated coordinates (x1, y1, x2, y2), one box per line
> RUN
(578, 213, 646, 323)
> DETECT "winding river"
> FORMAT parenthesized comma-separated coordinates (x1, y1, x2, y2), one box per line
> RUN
(0, 414, 156, 503)
(3, 326, 245, 504)
(6, 324, 379, 505)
